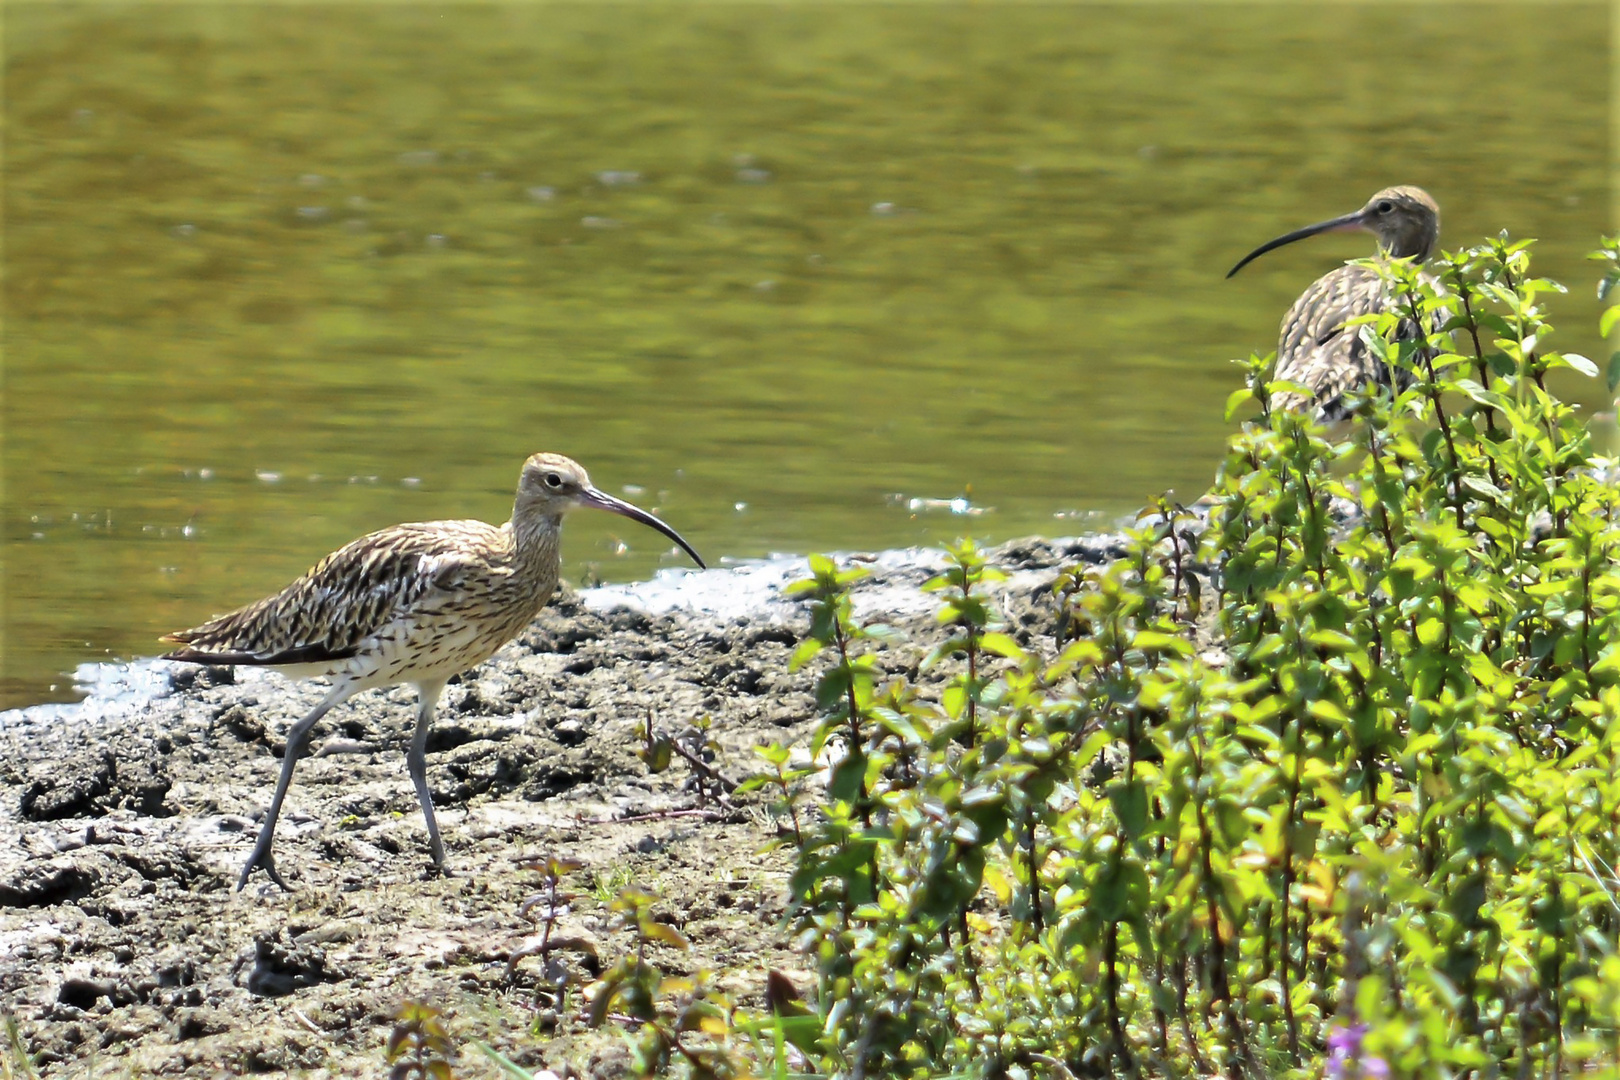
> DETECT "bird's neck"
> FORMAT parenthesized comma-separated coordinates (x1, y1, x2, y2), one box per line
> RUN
(1380, 232, 1436, 263)
(509, 497, 564, 571)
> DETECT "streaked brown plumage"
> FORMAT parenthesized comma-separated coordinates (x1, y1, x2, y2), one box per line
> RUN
(163, 452, 705, 891)
(1227, 185, 1441, 419)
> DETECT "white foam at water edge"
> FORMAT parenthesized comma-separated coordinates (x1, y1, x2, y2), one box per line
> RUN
(0, 658, 175, 735)
(581, 552, 808, 622)
(581, 548, 958, 624)
(0, 547, 990, 734)
(0, 660, 305, 735)
(0, 555, 813, 733)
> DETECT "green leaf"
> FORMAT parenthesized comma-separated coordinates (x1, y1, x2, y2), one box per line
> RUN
(875, 709, 926, 745)
(587, 971, 625, 1027)
(921, 635, 971, 670)
(1132, 630, 1193, 655)
(1306, 699, 1348, 726)
(755, 742, 791, 767)
(960, 784, 1004, 810)
(640, 920, 691, 950)
(1552, 352, 1599, 378)
(815, 666, 853, 711)
(1460, 475, 1504, 502)
(1602, 305, 1620, 338)
(1092, 858, 1150, 922)
(978, 631, 1027, 660)
(734, 1012, 825, 1057)
(788, 638, 825, 672)
(1305, 628, 1356, 652)
(1454, 378, 1504, 410)
(1109, 780, 1150, 840)
(827, 746, 867, 802)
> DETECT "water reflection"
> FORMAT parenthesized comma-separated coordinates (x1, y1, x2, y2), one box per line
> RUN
(2, 2, 1609, 708)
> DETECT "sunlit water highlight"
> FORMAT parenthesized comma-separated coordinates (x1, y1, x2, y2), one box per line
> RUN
(3, 3, 1609, 707)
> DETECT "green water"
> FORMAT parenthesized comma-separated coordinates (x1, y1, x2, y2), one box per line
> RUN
(2, 2, 1610, 708)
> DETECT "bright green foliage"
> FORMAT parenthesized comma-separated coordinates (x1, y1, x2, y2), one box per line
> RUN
(769, 238, 1620, 1079)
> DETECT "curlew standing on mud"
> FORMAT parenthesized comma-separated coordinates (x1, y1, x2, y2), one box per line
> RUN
(1227, 185, 1441, 419)
(163, 452, 705, 891)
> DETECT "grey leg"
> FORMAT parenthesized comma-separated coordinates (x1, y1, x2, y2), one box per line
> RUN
(407, 678, 449, 870)
(239, 682, 355, 892)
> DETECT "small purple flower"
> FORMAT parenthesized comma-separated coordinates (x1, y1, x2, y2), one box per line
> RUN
(1326, 1022, 1389, 1079)
(1326, 1022, 1366, 1078)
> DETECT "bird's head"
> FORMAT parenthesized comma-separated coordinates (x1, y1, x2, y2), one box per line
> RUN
(1227, 185, 1440, 278)
(516, 452, 705, 568)
(1356, 185, 1440, 262)
(518, 453, 595, 508)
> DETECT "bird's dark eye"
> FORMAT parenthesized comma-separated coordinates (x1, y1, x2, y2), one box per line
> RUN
(1376, 200, 1395, 215)
(544, 472, 564, 489)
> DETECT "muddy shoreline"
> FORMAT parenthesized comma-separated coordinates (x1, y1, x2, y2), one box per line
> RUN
(0, 534, 1134, 1077)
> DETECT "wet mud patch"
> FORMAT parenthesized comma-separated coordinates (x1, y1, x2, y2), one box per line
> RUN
(20, 745, 171, 821)
(0, 535, 1199, 1076)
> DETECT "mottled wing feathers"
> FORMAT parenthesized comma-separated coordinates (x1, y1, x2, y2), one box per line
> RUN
(161, 520, 507, 667)
(1273, 264, 1436, 420)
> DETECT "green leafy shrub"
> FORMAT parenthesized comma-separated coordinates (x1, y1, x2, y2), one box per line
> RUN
(770, 235, 1620, 1079)
(453, 233, 1620, 1080)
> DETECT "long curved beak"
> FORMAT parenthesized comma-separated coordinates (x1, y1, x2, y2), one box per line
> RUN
(580, 486, 706, 569)
(1226, 210, 1370, 279)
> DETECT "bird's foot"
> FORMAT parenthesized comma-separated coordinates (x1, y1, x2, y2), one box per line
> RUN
(424, 824, 446, 874)
(237, 841, 291, 892)
(421, 842, 450, 881)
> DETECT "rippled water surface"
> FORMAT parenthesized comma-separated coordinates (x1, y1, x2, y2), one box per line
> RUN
(3, 2, 1610, 707)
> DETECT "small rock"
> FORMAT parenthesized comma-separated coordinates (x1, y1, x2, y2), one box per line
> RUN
(240, 932, 335, 997)
(215, 705, 264, 743)
(174, 1007, 232, 1041)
